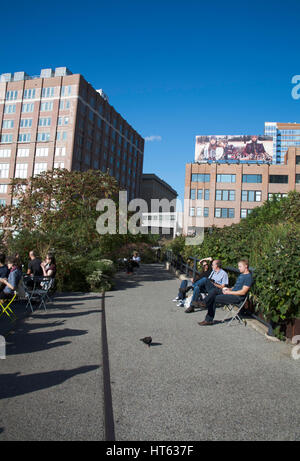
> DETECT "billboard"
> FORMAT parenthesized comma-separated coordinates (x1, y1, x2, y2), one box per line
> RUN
(195, 135, 273, 163)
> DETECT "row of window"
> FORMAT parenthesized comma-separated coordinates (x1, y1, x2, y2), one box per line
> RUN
(1, 131, 68, 143)
(5, 86, 73, 101)
(0, 147, 65, 158)
(0, 162, 65, 180)
(3, 100, 70, 114)
(190, 189, 264, 202)
(191, 173, 295, 184)
(2, 116, 69, 129)
(191, 174, 262, 183)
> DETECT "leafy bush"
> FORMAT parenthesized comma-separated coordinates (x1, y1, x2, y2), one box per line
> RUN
(86, 270, 113, 292)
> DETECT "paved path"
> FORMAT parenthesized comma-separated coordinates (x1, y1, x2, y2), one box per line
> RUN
(0, 293, 104, 441)
(105, 264, 300, 441)
(1, 264, 299, 441)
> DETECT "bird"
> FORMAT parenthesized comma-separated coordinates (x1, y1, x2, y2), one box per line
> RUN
(140, 336, 152, 347)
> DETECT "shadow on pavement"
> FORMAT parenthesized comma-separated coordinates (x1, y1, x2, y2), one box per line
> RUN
(5, 325, 89, 356)
(114, 264, 176, 291)
(0, 365, 100, 400)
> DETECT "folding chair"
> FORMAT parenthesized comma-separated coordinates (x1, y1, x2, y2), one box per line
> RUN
(34, 278, 55, 311)
(22, 277, 35, 313)
(0, 291, 17, 322)
(221, 294, 249, 326)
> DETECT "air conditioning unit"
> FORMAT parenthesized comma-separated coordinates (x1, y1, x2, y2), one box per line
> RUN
(54, 67, 72, 77)
(0, 73, 12, 82)
(40, 68, 54, 78)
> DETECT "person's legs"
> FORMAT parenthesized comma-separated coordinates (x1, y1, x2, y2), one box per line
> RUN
(205, 294, 244, 322)
(178, 280, 188, 300)
(191, 277, 207, 302)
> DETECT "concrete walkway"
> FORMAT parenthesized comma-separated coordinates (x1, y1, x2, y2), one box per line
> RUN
(0, 264, 299, 441)
(105, 263, 300, 441)
(0, 293, 104, 441)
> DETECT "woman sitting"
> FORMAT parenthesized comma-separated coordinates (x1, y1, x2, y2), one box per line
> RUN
(41, 253, 57, 278)
(126, 251, 141, 274)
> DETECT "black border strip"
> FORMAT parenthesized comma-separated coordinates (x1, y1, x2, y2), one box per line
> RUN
(101, 292, 116, 441)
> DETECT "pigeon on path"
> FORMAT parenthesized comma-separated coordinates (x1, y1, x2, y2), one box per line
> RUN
(140, 336, 152, 347)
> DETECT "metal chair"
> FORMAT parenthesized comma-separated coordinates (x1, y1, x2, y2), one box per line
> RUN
(0, 291, 17, 322)
(221, 294, 249, 326)
(33, 278, 55, 311)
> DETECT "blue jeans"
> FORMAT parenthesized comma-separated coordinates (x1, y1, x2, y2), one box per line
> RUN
(191, 277, 208, 302)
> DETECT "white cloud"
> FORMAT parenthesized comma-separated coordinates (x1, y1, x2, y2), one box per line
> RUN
(145, 135, 162, 142)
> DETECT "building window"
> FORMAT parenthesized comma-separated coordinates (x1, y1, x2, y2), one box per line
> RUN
(40, 101, 53, 112)
(59, 100, 70, 110)
(0, 199, 6, 207)
(36, 147, 49, 157)
(190, 189, 196, 200)
(241, 190, 262, 202)
(61, 85, 72, 97)
(4, 104, 16, 114)
(204, 207, 209, 217)
(20, 118, 32, 128)
(204, 189, 210, 200)
(215, 208, 235, 218)
(22, 103, 34, 113)
(268, 193, 288, 200)
(37, 132, 50, 142)
(0, 149, 11, 158)
(242, 174, 262, 183)
(216, 174, 236, 183)
(6, 90, 18, 100)
(23, 88, 36, 99)
(240, 209, 253, 218)
(38, 117, 51, 127)
(296, 156, 300, 165)
(1, 134, 13, 143)
(17, 148, 29, 157)
(42, 87, 55, 98)
(196, 207, 203, 217)
(55, 147, 66, 157)
(18, 133, 31, 143)
(54, 162, 65, 169)
(0, 163, 9, 178)
(189, 207, 195, 217)
(34, 162, 47, 176)
(191, 173, 210, 182)
(2, 120, 14, 129)
(15, 163, 28, 178)
(296, 174, 300, 184)
(269, 175, 289, 184)
(215, 189, 236, 201)
(0, 184, 8, 194)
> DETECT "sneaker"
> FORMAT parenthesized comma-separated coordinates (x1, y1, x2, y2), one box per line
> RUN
(172, 296, 179, 302)
(176, 301, 184, 307)
(185, 306, 195, 313)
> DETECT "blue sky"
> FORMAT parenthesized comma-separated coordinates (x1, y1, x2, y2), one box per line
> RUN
(1, 0, 300, 200)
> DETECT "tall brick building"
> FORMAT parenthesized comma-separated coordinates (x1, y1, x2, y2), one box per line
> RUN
(0, 67, 144, 207)
(184, 147, 300, 233)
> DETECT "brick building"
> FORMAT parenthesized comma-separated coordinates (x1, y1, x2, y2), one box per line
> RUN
(184, 147, 300, 233)
(0, 67, 144, 207)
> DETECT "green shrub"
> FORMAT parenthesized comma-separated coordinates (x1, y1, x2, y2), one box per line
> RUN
(86, 270, 113, 292)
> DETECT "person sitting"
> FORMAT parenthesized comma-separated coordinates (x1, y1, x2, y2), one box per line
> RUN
(0, 256, 22, 300)
(41, 253, 57, 279)
(185, 259, 228, 313)
(27, 251, 43, 276)
(0, 253, 9, 280)
(126, 251, 141, 274)
(173, 260, 212, 307)
(198, 259, 253, 326)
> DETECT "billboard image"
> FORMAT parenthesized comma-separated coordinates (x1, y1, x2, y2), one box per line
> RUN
(195, 135, 273, 163)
